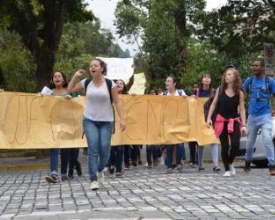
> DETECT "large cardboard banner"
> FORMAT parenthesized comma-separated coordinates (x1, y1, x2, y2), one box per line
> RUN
(0, 92, 219, 149)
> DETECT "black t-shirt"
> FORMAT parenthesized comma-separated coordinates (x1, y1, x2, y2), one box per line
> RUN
(216, 90, 239, 119)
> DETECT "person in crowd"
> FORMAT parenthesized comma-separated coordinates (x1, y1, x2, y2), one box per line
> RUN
(242, 59, 275, 176)
(44, 71, 82, 183)
(162, 74, 187, 174)
(144, 89, 162, 168)
(67, 58, 126, 190)
(206, 68, 247, 177)
(108, 79, 128, 177)
(192, 73, 221, 172)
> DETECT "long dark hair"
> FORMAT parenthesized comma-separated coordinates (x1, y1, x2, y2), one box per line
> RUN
(49, 71, 68, 89)
(198, 72, 212, 92)
(114, 79, 128, 94)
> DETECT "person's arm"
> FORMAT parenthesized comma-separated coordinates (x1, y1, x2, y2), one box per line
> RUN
(111, 87, 126, 132)
(125, 74, 134, 92)
(67, 70, 85, 93)
(239, 91, 247, 135)
(206, 87, 220, 127)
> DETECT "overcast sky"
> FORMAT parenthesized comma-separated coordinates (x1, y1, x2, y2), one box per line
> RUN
(85, 0, 227, 56)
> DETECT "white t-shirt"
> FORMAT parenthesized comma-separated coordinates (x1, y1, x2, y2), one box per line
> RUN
(163, 89, 186, 96)
(80, 79, 116, 121)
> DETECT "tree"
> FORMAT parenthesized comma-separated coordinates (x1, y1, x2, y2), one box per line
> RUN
(115, 0, 206, 89)
(0, 0, 93, 90)
(200, 0, 275, 60)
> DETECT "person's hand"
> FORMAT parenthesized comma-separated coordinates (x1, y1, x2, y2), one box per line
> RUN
(120, 118, 126, 132)
(0, 89, 4, 92)
(190, 95, 197, 98)
(74, 69, 85, 78)
(206, 119, 212, 128)
(241, 126, 248, 136)
(64, 94, 72, 100)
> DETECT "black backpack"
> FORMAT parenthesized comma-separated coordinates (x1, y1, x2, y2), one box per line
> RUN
(203, 87, 222, 123)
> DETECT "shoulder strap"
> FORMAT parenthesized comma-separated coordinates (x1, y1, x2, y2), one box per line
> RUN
(105, 78, 113, 104)
(84, 78, 91, 91)
(163, 90, 168, 95)
(177, 89, 182, 96)
(248, 76, 253, 95)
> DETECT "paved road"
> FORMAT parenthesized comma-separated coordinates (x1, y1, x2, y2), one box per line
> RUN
(1, 158, 275, 220)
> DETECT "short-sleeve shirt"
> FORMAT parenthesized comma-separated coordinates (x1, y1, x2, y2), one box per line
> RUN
(243, 76, 275, 116)
(163, 89, 186, 96)
(80, 79, 116, 121)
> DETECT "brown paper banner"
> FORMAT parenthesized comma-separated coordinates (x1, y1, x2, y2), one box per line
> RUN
(0, 92, 219, 149)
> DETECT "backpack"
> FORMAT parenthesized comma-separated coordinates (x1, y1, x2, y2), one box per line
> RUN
(247, 76, 271, 105)
(84, 78, 115, 133)
(203, 86, 222, 123)
(163, 89, 184, 96)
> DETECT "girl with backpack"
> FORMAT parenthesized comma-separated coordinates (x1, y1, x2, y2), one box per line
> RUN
(67, 59, 126, 190)
(206, 68, 247, 177)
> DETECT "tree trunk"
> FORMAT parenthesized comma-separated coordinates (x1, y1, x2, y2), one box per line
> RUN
(0, 64, 5, 88)
(35, 48, 56, 90)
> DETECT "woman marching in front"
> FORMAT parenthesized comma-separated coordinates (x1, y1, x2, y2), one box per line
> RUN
(68, 58, 126, 190)
(206, 68, 247, 177)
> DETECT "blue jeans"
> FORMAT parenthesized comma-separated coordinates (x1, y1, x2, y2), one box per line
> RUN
(50, 148, 59, 175)
(110, 146, 124, 173)
(83, 118, 113, 181)
(245, 115, 275, 165)
(197, 144, 219, 168)
(166, 144, 184, 169)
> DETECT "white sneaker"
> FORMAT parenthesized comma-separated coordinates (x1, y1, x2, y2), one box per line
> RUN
(90, 181, 99, 190)
(143, 162, 148, 167)
(230, 165, 236, 175)
(223, 171, 231, 177)
(98, 171, 104, 184)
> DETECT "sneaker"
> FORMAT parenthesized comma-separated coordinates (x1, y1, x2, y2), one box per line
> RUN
(223, 171, 231, 177)
(159, 156, 164, 165)
(198, 167, 205, 171)
(230, 164, 236, 175)
(147, 164, 152, 169)
(75, 161, 82, 176)
(109, 166, 115, 174)
(269, 164, 275, 176)
(213, 166, 221, 172)
(167, 168, 173, 174)
(98, 171, 104, 184)
(90, 181, 99, 190)
(175, 165, 183, 172)
(143, 162, 148, 167)
(116, 172, 124, 178)
(45, 174, 59, 183)
(124, 163, 129, 170)
(68, 173, 74, 180)
(244, 160, 251, 173)
(61, 175, 68, 181)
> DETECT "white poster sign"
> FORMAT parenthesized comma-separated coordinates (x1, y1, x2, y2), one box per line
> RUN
(96, 57, 134, 80)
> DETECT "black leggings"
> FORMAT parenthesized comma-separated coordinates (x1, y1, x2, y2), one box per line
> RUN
(219, 121, 241, 171)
